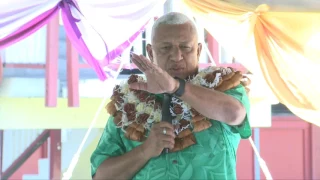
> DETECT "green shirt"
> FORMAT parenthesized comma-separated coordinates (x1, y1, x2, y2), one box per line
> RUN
(91, 85, 251, 179)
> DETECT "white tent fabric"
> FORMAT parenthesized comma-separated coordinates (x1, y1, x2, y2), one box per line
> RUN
(0, 0, 60, 39)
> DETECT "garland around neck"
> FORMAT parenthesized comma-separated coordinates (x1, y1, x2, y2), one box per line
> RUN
(105, 66, 248, 152)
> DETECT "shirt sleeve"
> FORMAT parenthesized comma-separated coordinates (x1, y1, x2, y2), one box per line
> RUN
(223, 84, 252, 139)
(90, 116, 126, 177)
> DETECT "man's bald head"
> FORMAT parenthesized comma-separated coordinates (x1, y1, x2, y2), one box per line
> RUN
(151, 12, 198, 43)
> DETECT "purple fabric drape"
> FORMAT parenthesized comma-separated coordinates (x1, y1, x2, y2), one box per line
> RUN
(0, 5, 60, 50)
(100, 21, 149, 67)
(60, 0, 150, 80)
(60, 0, 107, 80)
(1, 0, 158, 81)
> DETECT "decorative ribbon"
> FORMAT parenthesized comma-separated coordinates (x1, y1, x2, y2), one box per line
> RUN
(60, 0, 108, 80)
(59, 0, 81, 39)
(243, 4, 270, 48)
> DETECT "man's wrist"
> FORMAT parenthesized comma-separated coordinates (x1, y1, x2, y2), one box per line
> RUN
(138, 144, 152, 161)
(168, 79, 180, 94)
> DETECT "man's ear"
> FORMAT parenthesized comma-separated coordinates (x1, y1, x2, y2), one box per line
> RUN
(146, 44, 154, 62)
(197, 43, 203, 61)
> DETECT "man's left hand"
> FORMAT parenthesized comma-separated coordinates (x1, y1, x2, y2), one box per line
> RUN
(129, 53, 178, 94)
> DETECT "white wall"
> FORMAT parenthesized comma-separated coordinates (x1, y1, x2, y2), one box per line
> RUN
(0, 77, 133, 98)
(61, 128, 102, 172)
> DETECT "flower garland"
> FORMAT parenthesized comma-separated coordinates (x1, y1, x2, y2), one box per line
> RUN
(106, 66, 249, 152)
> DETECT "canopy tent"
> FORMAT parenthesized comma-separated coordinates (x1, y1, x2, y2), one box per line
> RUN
(1, 0, 320, 126)
(1, 1, 320, 179)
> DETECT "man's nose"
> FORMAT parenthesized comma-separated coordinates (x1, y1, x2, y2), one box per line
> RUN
(169, 46, 183, 61)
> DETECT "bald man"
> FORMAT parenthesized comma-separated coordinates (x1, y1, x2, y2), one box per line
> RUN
(91, 12, 251, 180)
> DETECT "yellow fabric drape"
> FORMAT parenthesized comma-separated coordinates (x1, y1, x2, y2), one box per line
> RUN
(181, 0, 320, 126)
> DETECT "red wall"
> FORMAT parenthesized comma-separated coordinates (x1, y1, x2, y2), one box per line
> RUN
(237, 138, 254, 179)
(7, 143, 47, 180)
(8, 148, 42, 180)
(237, 116, 319, 180)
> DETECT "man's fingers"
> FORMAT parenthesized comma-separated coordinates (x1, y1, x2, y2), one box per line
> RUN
(158, 128, 175, 139)
(129, 82, 147, 91)
(161, 140, 175, 150)
(131, 56, 146, 72)
(139, 55, 163, 73)
(139, 55, 154, 69)
(132, 53, 157, 73)
(157, 122, 174, 131)
(132, 53, 164, 76)
(160, 134, 175, 145)
(151, 122, 175, 137)
(132, 53, 148, 69)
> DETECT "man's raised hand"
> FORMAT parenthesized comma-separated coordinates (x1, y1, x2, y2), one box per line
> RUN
(130, 53, 178, 94)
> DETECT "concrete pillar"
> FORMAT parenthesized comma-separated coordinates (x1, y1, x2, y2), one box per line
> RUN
(164, 0, 174, 14)
(164, 0, 182, 13)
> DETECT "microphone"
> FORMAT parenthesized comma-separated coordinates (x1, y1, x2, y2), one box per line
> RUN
(161, 93, 172, 154)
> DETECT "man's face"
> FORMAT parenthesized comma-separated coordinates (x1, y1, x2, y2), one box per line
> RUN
(147, 23, 202, 79)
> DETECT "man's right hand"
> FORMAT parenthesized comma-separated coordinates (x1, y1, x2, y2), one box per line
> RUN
(140, 122, 175, 159)
(94, 121, 175, 180)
